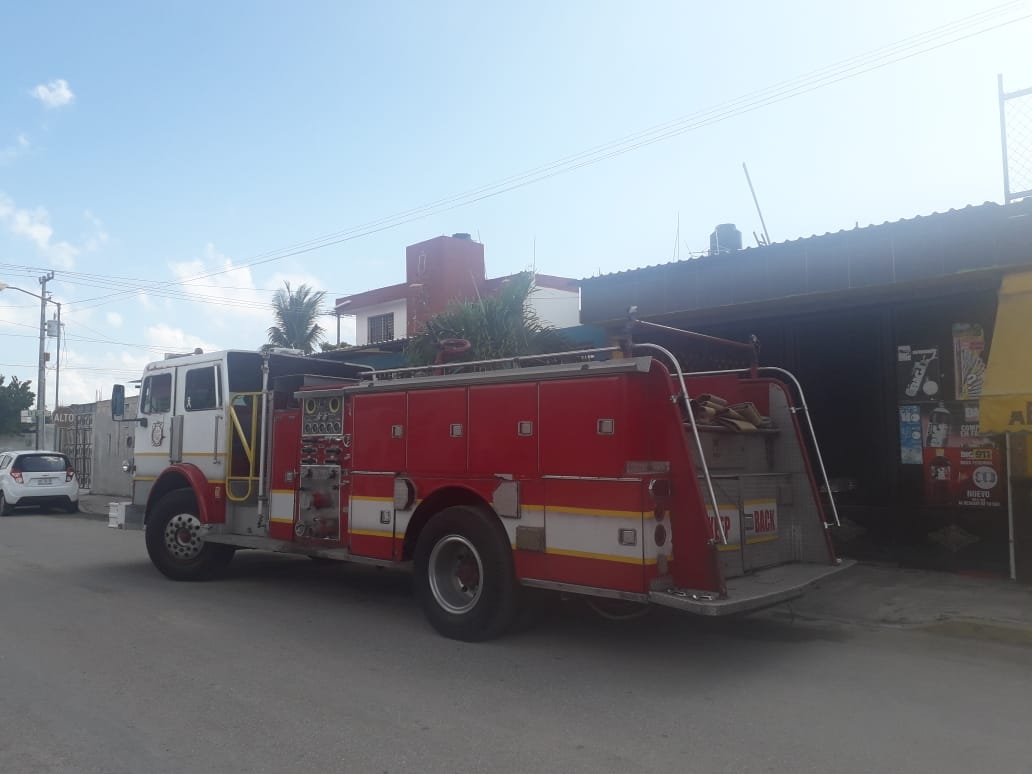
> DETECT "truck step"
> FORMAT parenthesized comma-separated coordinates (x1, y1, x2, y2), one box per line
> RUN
(648, 559, 856, 616)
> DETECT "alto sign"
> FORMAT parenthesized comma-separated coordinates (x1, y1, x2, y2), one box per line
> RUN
(53, 407, 77, 429)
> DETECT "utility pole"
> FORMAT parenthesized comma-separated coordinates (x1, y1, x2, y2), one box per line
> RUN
(36, 271, 54, 450)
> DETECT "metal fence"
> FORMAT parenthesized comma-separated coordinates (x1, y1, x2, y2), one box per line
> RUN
(1000, 74, 1032, 204)
(59, 412, 93, 490)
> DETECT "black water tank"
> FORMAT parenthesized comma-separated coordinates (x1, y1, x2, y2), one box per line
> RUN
(709, 223, 742, 255)
(452, 232, 472, 240)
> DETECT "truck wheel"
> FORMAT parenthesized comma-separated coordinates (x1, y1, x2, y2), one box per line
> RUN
(414, 505, 517, 641)
(146, 488, 234, 581)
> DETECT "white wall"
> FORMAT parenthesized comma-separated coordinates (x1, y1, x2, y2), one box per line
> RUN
(354, 298, 408, 345)
(528, 287, 580, 329)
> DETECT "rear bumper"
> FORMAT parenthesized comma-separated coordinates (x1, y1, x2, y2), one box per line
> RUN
(10, 493, 78, 507)
(649, 560, 856, 616)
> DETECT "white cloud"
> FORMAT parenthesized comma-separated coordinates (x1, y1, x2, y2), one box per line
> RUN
(0, 134, 30, 165)
(30, 79, 75, 109)
(145, 322, 219, 355)
(82, 210, 110, 252)
(0, 192, 80, 268)
(106, 311, 123, 327)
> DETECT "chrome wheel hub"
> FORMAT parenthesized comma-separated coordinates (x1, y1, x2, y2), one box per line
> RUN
(164, 513, 203, 561)
(428, 534, 483, 615)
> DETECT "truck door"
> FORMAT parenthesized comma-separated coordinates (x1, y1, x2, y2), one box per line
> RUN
(178, 362, 226, 484)
(134, 367, 176, 505)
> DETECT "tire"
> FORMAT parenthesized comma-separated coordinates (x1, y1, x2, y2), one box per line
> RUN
(64, 500, 80, 514)
(413, 504, 517, 642)
(0, 492, 12, 516)
(145, 488, 235, 581)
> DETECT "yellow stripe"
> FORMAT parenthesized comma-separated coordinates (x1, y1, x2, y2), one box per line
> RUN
(352, 496, 393, 503)
(746, 534, 778, 545)
(270, 517, 294, 524)
(743, 499, 776, 507)
(270, 488, 295, 495)
(545, 546, 650, 565)
(135, 475, 156, 482)
(545, 505, 641, 519)
(350, 528, 395, 539)
(717, 543, 743, 552)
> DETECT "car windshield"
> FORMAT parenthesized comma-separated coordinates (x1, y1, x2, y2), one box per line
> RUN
(17, 454, 69, 473)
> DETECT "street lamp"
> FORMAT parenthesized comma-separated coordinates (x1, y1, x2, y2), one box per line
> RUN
(0, 274, 54, 450)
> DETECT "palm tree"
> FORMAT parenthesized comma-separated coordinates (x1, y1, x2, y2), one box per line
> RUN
(267, 282, 326, 354)
(405, 271, 570, 365)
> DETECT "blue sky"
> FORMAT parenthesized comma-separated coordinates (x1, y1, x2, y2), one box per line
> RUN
(0, 0, 1030, 407)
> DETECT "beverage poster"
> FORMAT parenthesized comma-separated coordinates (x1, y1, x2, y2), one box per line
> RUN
(921, 401, 1006, 509)
(897, 345, 942, 401)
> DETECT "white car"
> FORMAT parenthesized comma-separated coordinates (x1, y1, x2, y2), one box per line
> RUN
(0, 450, 80, 515)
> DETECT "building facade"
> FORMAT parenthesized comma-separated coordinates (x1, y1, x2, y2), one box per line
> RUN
(335, 233, 580, 346)
(580, 199, 1032, 578)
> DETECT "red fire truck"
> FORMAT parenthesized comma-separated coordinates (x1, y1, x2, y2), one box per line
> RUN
(112, 324, 851, 640)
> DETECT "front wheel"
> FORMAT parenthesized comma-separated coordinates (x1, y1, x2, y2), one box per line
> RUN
(414, 505, 517, 641)
(145, 489, 234, 581)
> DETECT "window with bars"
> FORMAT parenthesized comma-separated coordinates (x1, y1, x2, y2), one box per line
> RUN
(368, 312, 395, 343)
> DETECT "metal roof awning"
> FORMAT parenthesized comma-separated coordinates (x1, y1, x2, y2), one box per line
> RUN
(980, 271, 1032, 434)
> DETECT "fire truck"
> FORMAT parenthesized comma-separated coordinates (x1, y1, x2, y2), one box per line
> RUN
(112, 323, 851, 641)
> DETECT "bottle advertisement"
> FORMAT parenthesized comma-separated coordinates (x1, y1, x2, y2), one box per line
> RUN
(920, 401, 1005, 509)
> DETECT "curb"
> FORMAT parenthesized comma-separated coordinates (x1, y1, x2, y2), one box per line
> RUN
(917, 618, 1032, 648)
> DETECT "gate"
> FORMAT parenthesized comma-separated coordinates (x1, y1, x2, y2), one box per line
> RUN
(59, 411, 93, 490)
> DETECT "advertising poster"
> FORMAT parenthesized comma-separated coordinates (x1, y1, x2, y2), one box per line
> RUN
(899, 405, 922, 464)
(921, 401, 1006, 509)
(952, 323, 987, 400)
(897, 345, 942, 401)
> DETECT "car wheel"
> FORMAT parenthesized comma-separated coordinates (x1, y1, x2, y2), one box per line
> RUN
(64, 500, 79, 514)
(0, 492, 11, 516)
(145, 488, 234, 581)
(413, 504, 517, 642)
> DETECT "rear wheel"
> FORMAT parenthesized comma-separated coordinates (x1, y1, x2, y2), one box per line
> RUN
(145, 489, 234, 581)
(64, 500, 79, 514)
(414, 505, 517, 641)
(0, 492, 12, 516)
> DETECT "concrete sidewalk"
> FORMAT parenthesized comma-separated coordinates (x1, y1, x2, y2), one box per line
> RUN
(76, 492, 1032, 644)
(762, 562, 1032, 646)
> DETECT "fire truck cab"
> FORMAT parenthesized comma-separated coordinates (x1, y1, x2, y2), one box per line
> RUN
(115, 336, 851, 641)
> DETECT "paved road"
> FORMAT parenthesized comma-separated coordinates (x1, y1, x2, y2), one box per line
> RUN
(2, 514, 1030, 774)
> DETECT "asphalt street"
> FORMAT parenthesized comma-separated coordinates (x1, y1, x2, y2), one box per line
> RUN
(1, 512, 1030, 774)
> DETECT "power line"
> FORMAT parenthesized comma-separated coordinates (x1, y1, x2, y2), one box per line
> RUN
(7, 2, 1031, 320)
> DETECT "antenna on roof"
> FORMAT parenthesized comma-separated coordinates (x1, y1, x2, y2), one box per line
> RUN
(673, 211, 680, 261)
(743, 163, 771, 246)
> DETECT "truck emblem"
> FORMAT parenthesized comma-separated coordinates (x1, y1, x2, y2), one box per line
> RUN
(150, 421, 165, 446)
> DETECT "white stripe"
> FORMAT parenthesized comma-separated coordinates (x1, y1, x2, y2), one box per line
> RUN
(268, 491, 296, 523)
(544, 509, 643, 562)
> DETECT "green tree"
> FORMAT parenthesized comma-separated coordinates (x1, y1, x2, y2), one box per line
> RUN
(267, 282, 326, 354)
(0, 375, 35, 435)
(405, 272, 570, 365)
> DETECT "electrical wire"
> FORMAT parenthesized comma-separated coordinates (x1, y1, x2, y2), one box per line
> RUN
(63, 0, 1031, 313)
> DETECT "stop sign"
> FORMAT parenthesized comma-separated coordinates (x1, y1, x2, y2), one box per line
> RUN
(53, 407, 77, 429)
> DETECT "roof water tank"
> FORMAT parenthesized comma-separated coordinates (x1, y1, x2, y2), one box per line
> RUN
(709, 224, 742, 255)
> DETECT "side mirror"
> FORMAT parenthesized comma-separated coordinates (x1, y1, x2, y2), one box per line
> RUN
(111, 384, 125, 419)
